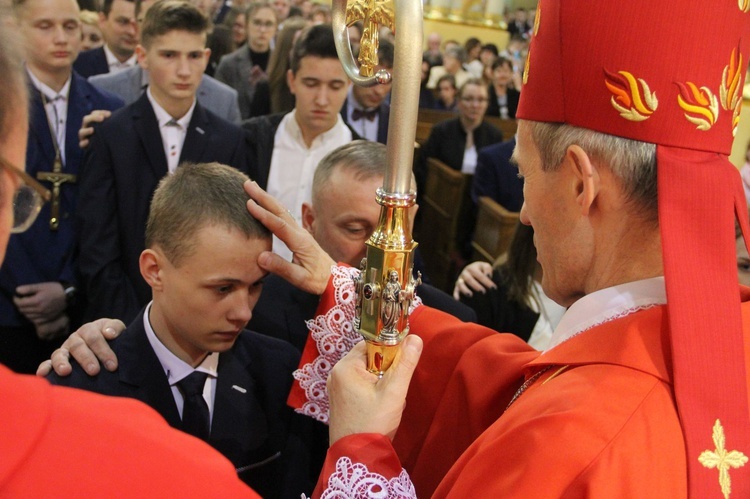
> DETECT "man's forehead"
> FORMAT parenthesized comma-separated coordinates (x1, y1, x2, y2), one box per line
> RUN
(146, 31, 207, 50)
(107, 0, 135, 16)
(297, 56, 347, 77)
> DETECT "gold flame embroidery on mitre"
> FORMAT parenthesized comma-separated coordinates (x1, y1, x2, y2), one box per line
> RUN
(740, 0, 750, 13)
(604, 69, 658, 121)
(698, 419, 748, 499)
(676, 82, 719, 131)
(720, 44, 743, 136)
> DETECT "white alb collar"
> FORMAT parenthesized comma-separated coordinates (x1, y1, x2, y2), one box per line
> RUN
(544, 276, 666, 352)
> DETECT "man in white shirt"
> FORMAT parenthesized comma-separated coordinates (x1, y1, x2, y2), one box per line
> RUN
(73, 0, 138, 77)
(243, 23, 356, 260)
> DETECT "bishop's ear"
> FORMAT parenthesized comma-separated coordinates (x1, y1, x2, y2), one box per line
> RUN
(565, 144, 600, 216)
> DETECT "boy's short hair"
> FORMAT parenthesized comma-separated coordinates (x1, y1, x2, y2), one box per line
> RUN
(290, 23, 338, 74)
(145, 163, 270, 266)
(102, 0, 134, 16)
(140, 0, 209, 48)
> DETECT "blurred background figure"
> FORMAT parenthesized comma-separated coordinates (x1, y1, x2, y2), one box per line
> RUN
(247, 16, 307, 118)
(453, 223, 565, 351)
(486, 57, 519, 119)
(426, 46, 471, 90)
(308, 3, 329, 24)
(416, 79, 503, 265)
(215, 1, 278, 119)
(464, 37, 483, 78)
(79, 10, 104, 51)
(423, 31, 442, 67)
(433, 74, 458, 112)
(222, 5, 247, 48)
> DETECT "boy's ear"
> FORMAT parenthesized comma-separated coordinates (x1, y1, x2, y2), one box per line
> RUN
(287, 69, 295, 95)
(135, 44, 148, 69)
(140, 248, 164, 291)
(301, 202, 315, 234)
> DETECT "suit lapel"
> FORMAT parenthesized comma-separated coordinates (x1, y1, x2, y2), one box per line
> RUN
(26, 83, 56, 171)
(65, 74, 89, 173)
(132, 94, 169, 178)
(179, 103, 211, 164)
(117, 313, 182, 428)
(378, 104, 390, 144)
(211, 345, 270, 465)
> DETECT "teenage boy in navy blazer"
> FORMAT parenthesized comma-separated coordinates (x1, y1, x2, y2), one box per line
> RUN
(77, 0, 247, 324)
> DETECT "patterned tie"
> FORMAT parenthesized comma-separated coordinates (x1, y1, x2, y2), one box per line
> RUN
(351, 108, 378, 121)
(176, 371, 210, 440)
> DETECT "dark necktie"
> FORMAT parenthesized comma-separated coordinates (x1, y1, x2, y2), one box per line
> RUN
(351, 108, 378, 121)
(177, 371, 210, 441)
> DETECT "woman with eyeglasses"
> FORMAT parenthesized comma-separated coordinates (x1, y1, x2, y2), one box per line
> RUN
(415, 79, 504, 261)
(214, 2, 279, 119)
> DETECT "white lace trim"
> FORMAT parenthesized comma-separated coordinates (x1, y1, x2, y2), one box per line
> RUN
(293, 265, 422, 423)
(319, 457, 416, 499)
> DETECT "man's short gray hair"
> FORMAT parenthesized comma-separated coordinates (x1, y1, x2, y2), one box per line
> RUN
(312, 140, 386, 203)
(528, 121, 658, 222)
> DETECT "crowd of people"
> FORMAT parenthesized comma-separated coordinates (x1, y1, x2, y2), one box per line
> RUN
(2, 0, 750, 497)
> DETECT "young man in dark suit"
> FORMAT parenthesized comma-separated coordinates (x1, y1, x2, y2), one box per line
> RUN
(0, 0, 123, 374)
(77, 0, 246, 324)
(340, 40, 393, 145)
(242, 23, 355, 261)
(49, 162, 304, 498)
(73, 0, 138, 77)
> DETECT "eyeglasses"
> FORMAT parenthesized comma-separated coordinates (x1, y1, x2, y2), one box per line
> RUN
(0, 156, 51, 234)
(251, 19, 276, 29)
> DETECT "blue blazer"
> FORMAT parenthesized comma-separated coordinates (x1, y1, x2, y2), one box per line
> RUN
(72, 47, 110, 79)
(77, 93, 247, 324)
(0, 73, 123, 327)
(46, 308, 308, 498)
(472, 137, 524, 212)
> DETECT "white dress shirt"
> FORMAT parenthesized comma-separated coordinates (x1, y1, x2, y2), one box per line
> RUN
(345, 89, 379, 142)
(143, 302, 219, 424)
(147, 88, 196, 173)
(543, 276, 667, 353)
(267, 111, 353, 260)
(27, 70, 70, 164)
(104, 44, 137, 72)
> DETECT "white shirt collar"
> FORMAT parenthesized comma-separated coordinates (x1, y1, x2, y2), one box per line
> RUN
(104, 44, 137, 71)
(544, 276, 667, 352)
(27, 69, 71, 101)
(146, 87, 196, 129)
(143, 302, 219, 384)
(285, 109, 348, 150)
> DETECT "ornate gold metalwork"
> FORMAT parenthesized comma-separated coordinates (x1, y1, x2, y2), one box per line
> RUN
(698, 419, 748, 499)
(344, 0, 394, 77)
(333, 0, 423, 375)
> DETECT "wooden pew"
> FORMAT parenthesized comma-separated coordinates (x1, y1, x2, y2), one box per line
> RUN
(414, 158, 470, 292)
(415, 108, 518, 146)
(471, 196, 520, 263)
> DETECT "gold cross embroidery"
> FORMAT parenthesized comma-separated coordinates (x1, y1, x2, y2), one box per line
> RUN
(698, 419, 748, 499)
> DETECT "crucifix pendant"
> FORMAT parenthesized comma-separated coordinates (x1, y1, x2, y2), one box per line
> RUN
(36, 156, 76, 231)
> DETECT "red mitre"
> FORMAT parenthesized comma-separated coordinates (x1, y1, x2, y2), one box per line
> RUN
(517, 1, 750, 497)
